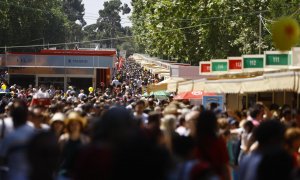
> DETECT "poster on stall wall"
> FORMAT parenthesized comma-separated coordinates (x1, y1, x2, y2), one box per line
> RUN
(202, 95, 224, 111)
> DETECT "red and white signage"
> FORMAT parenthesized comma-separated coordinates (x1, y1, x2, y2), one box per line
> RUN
(199, 62, 211, 74)
(228, 57, 242, 71)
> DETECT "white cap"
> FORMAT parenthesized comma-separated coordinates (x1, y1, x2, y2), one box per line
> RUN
(50, 112, 65, 124)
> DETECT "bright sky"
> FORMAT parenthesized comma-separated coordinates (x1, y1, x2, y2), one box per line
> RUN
(83, 0, 132, 27)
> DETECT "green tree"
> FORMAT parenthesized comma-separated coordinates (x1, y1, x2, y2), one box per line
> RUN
(63, 0, 86, 45)
(0, 0, 73, 52)
(96, 0, 131, 48)
(131, 0, 300, 65)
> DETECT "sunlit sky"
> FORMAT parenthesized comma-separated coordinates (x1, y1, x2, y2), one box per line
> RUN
(83, 0, 132, 26)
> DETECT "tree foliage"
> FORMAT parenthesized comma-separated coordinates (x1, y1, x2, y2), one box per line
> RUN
(0, 0, 86, 52)
(82, 0, 132, 52)
(131, 0, 300, 65)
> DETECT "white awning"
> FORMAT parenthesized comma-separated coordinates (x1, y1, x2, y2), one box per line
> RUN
(190, 71, 300, 94)
(177, 80, 194, 93)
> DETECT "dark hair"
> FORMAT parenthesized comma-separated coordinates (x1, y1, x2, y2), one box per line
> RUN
(148, 112, 161, 125)
(92, 107, 135, 143)
(210, 103, 218, 110)
(10, 99, 28, 127)
(196, 110, 218, 139)
(243, 120, 254, 132)
(269, 103, 279, 111)
(254, 120, 285, 147)
(282, 109, 292, 117)
(136, 100, 145, 106)
(250, 104, 264, 119)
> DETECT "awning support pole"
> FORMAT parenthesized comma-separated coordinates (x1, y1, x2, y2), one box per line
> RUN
(297, 93, 299, 109)
(246, 93, 249, 109)
(284, 91, 286, 104)
(237, 94, 239, 110)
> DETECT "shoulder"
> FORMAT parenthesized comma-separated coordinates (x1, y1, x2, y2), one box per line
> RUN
(142, 113, 149, 118)
(59, 133, 69, 143)
(80, 134, 90, 144)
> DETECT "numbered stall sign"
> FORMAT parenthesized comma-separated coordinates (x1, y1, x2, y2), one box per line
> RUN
(228, 57, 243, 72)
(265, 51, 292, 68)
(211, 59, 228, 74)
(242, 55, 265, 72)
(199, 62, 211, 75)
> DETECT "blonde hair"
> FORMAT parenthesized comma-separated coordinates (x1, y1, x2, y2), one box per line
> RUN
(285, 128, 300, 146)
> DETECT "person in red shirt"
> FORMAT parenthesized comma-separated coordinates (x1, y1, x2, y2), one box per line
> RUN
(192, 110, 231, 180)
(285, 127, 300, 167)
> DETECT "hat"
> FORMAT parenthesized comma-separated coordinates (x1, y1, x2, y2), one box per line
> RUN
(65, 111, 87, 127)
(50, 112, 65, 124)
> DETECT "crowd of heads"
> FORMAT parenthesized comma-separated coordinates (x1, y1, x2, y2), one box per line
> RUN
(1, 60, 300, 180)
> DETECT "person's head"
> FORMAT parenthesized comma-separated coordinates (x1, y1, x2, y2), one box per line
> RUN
(243, 120, 254, 133)
(196, 110, 218, 139)
(282, 109, 292, 122)
(285, 127, 300, 152)
(254, 120, 286, 149)
(50, 112, 65, 136)
(163, 104, 179, 116)
(250, 103, 265, 121)
(65, 111, 86, 134)
(154, 106, 162, 114)
(160, 114, 177, 133)
(209, 102, 218, 111)
(10, 99, 28, 128)
(29, 107, 45, 127)
(135, 100, 145, 114)
(147, 112, 161, 130)
(92, 107, 135, 143)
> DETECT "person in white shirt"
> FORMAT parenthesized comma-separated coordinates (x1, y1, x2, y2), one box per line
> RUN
(78, 89, 87, 100)
(34, 87, 50, 99)
(111, 78, 120, 87)
(137, 77, 143, 88)
(133, 100, 148, 126)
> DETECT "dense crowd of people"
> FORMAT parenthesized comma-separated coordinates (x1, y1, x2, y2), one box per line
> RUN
(0, 60, 300, 180)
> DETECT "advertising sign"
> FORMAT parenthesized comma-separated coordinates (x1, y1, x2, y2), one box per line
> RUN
(65, 56, 94, 67)
(6, 54, 36, 66)
(202, 95, 224, 110)
(199, 62, 211, 74)
(5, 54, 114, 68)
